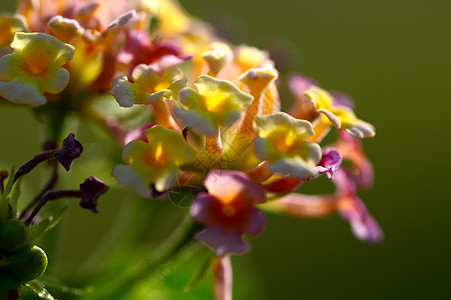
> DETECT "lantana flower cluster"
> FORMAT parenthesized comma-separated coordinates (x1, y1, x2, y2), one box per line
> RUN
(0, 0, 382, 298)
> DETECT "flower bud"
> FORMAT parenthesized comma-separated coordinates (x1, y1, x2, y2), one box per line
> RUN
(4, 246, 48, 283)
(54, 133, 83, 171)
(79, 177, 109, 213)
(0, 220, 26, 252)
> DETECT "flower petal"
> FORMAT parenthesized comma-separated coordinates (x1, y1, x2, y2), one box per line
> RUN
(265, 193, 338, 217)
(0, 78, 46, 106)
(190, 193, 213, 224)
(244, 208, 265, 236)
(204, 170, 265, 205)
(268, 156, 319, 179)
(317, 147, 342, 179)
(11, 32, 74, 66)
(42, 65, 70, 94)
(111, 164, 152, 198)
(196, 226, 249, 256)
(288, 73, 319, 96)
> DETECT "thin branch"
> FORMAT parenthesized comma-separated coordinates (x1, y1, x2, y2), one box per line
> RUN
(14, 151, 55, 183)
(25, 189, 82, 225)
(19, 161, 58, 220)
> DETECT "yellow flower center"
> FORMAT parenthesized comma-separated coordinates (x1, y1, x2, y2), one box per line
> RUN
(205, 92, 227, 113)
(24, 55, 49, 75)
(141, 144, 168, 168)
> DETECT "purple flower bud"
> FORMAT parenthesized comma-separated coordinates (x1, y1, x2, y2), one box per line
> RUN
(79, 177, 109, 213)
(317, 147, 343, 179)
(54, 133, 83, 171)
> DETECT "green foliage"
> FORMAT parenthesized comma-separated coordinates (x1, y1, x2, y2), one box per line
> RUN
(23, 206, 67, 247)
(0, 219, 26, 252)
(0, 166, 15, 221)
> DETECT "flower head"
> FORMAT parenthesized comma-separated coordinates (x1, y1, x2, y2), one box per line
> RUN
(305, 87, 375, 140)
(110, 55, 186, 107)
(174, 75, 254, 136)
(112, 125, 196, 196)
(47, 15, 84, 44)
(191, 170, 265, 256)
(0, 32, 74, 106)
(253, 112, 322, 178)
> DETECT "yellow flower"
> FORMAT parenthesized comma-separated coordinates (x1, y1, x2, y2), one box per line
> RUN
(173, 75, 253, 136)
(253, 112, 321, 178)
(201, 42, 233, 76)
(305, 87, 375, 140)
(0, 32, 74, 106)
(47, 15, 84, 44)
(234, 45, 274, 73)
(0, 14, 28, 57)
(112, 125, 196, 195)
(110, 61, 186, 107)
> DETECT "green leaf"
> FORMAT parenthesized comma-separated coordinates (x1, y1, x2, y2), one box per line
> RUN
(0, 166, 16, 221)
(25, 280, 55, 300)
(23, 206, 68, 246)
(9, 178, 22, 218)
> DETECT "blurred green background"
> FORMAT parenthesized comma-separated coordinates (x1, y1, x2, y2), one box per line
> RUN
(0, 0, 450, 299)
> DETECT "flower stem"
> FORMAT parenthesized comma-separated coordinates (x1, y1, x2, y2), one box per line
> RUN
(19, 161, 58, 220)
(205, 130, 223, 162)
(152, 98, 180, 130)
(13, 150, 55, 183)
(25, 189, 82, 225)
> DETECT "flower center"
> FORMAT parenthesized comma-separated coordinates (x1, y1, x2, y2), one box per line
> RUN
(222, 205, 236, 217)
(25, 55, 49, 75)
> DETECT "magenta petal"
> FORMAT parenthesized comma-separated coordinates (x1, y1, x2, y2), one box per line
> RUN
(288, 73, 320, 96)
(244, 208, 265, 236)
(149, 55, 186, 75)
(317, 147, 342, 179)
(350, 214, 384, 243)
(196, 226, 249, 256)
(355, 159, 374, 189)
(340, 197, 384, 244)
(330, 91, 355, 109)
(333, 169, 357, 197)
(123, 122, 155, 145)
(190, 193, 213, 224)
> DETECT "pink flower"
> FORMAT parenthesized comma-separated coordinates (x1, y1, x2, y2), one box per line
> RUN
(316, 147, 342, 179)
(117, 30, 182, 71)
(191, 170, 266, 256)
(334, 169, 384, 243)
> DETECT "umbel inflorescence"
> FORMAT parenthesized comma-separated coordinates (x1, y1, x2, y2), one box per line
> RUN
(0, 0, 382, 299)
